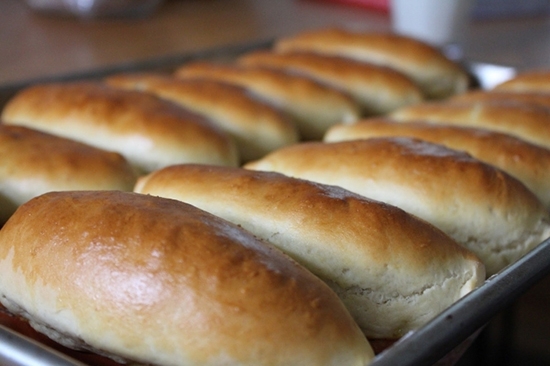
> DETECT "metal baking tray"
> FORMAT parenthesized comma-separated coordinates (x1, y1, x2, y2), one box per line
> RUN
(0, 40, 545, 366)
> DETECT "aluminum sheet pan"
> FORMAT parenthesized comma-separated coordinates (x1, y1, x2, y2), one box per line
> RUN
(0, 40, 543, 366)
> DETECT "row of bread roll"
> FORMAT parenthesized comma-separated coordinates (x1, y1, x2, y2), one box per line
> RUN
(272, 27, 470, 99)
(0, 80, 251, 224)
(134, 164, 485, 341)
(235, 50, 424, 115)
(368, 69, 550, 207)
(312, 70, 550, 274)
(457, 69, 550, 108)
(390, 99, 550, 149)
(324, 118, 550, 209)
(1, 81, 240, 172)
(168, 28, 470, 141)
(0, 124, 138, 224)
(103, 73, 300, 162)
(173, 62, 361, 140)
(0, 190, 375, 365)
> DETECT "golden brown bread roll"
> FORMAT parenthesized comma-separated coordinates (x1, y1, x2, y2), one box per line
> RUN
(389, 101, 550, 149)
(450, 90, 550, 109)
(0, 124, 137, 224)
(174, 62, 360, 140)
(237, 50, 424, 115)
(135, 164, 485, 340)
(245, 138, 550, 276)
(273, 27, 470, 99)
(1, 82, 239, 173)
(104, 73, 299, 162)
(493, 70, 550, 93)
(0, 190, 373, 366)
(324, 118, 550, 208)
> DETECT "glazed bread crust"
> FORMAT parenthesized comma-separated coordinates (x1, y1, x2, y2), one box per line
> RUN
(245, 138, 550, 276)
(274, 28, 469, 99)
(237, 51, 423, 115)
(105, 73, 299, 162)
(494, 71, 550, 93)
(390, 101, 550, 149)
(135, 164, 484, 339)
(1, 82, 239, 172)
(0, 124, 137, 223)
(0, 191, 373, 366)
(324, 118, 550, 208)
(174, 62, 360, 140)
(450, 90, 550, 109)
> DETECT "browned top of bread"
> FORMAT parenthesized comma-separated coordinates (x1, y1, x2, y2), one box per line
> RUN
(174, 61, 360, 140)
(324, 118, 550, 208)
(0, 190, 373, 365)
(245, 138, 550, 275)
(0, 124, 137, 223)
(135, 164, 484, 339)
(494, 70, 550, 93)
(450, 90, 550, 109)
(104, 73, 299, 162)
(1, 82, 239, 172)
(274, 28, 469, 99)
(237, 50, 423, 115)
(390, 100, 550, 149)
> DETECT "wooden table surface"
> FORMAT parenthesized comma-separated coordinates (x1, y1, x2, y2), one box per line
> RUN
(1, 0, 549, 87)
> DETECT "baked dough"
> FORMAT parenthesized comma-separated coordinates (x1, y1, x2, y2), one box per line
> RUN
(237, 50, 423, 115)
(390, 100, 550, 149)
(274, 27, 470, 99)
(450, 90, 550, 109)
(1, 82, 239, 173)
(135, 164, 484, 339)
(0, 124, 137, 224)
(105, 73, 299, 162)
(174, 62, 360, 140)
(324, 118, 550, 208)
(0, 190, 373, 366)
(245, 138, 550, 276)
(493, 70, 550, 93)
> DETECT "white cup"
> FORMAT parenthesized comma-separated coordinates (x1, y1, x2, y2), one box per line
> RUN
(391, 0, 475, 58)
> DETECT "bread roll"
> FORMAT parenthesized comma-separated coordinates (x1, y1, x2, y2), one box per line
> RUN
(450, 90, 550, 109)
(237, 51, 423, 115)
(274, 28, 469, 99)
(324, 118, 550, 208)
(135, 164, 484, 340)
(1, 82, 239, 173)
(493, 70, 550, 93)
(0, 190, 373, 366)
(245, 138, 550, 276)
(0, 124, 137, 224)
(174, 62, 360, 140)
(104, 73, 299, 162)
(390, 101, 550, 149)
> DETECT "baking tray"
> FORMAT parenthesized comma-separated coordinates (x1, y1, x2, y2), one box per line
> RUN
(0, 40, 544, 366)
